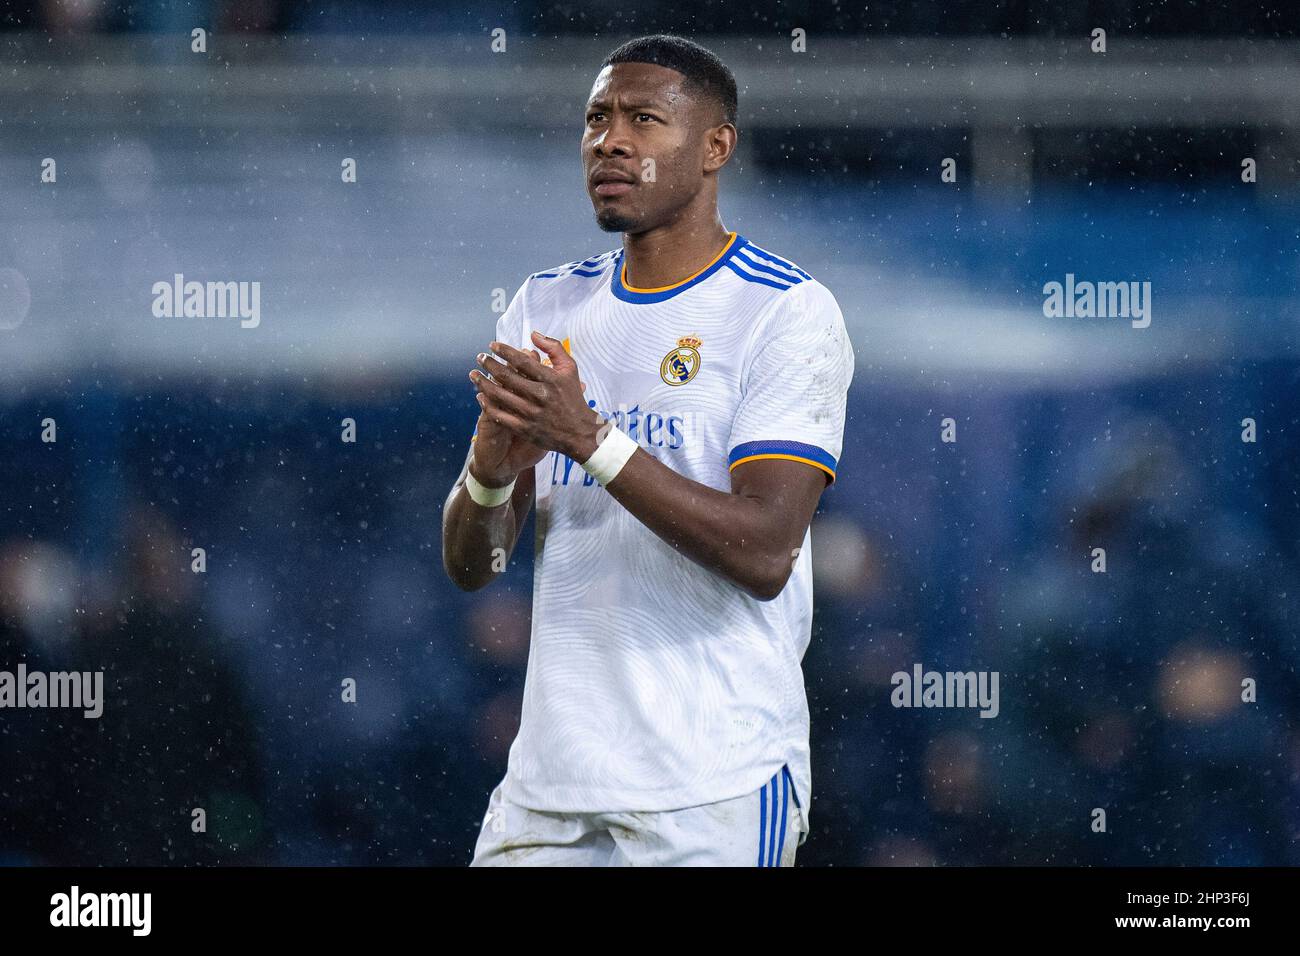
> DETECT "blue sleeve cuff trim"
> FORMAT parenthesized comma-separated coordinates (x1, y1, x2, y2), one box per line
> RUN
(728, 439, 837, 482)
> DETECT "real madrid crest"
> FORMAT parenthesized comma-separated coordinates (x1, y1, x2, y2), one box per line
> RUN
(660, 334, 702, 386)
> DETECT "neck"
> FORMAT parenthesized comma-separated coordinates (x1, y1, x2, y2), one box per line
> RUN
(621, 213, 731, 290)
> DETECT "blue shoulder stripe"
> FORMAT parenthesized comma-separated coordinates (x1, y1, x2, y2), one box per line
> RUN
(741, 242, 813, 281)
(724, 260, 793, 290)
(532, 249, 619, 280)
(733, 246, 807, 285)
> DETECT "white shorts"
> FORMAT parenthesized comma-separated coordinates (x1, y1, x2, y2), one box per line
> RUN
(471, 765, 807, 867)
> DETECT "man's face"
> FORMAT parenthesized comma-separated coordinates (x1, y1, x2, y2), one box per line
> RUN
(582, 62, 711, 234)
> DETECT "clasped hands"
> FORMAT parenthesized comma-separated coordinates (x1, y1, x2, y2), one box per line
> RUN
(469, 330, 605, 467)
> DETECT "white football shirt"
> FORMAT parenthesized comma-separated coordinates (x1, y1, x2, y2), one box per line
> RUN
(471, 231, 854, 837)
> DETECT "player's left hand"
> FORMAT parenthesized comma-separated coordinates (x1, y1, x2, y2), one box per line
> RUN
(471, 331, 605, 462)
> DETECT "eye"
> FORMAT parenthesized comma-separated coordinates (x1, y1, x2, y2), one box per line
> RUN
(587, 111, 605, 124)
(636, 113, 657, 123)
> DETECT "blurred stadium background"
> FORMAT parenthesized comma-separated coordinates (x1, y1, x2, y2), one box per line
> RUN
(1, 1, 1298, 865)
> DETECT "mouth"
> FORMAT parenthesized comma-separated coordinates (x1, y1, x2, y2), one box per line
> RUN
(590, 170, 637, 198)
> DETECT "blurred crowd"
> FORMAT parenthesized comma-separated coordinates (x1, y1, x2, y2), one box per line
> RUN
(1, 365, 1296, 866)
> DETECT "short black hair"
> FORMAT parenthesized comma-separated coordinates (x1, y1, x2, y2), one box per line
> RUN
(601, 34, 738, 128)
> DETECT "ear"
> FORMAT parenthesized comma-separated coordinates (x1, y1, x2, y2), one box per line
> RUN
(704, 122, 737, 174)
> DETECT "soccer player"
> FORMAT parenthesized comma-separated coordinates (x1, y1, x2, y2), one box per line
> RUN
(442, 34, 854, 866)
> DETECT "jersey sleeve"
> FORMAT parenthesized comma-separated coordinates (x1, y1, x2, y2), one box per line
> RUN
(470, 280, 529, 442)
(725, 280, 855, 484)
(495, 279, 529, 349)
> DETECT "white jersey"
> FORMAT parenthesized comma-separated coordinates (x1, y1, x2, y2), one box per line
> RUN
(473, 231, 854, 836)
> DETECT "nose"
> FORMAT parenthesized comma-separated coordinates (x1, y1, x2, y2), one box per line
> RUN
(591, 115, 634, 158)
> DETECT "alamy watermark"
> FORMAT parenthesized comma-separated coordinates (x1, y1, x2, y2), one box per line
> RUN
(0, 665, 104, 718)
(50, 886, 150, 936)
(891, 663, 999, 718)
(152, 273, 261, 328)
(1042, 273, 1151, 328)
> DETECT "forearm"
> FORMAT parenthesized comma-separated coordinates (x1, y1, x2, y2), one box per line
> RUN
(441, 466, 532, 591)
(603, 449, 794, 600)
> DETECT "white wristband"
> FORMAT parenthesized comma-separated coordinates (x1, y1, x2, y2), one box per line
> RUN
(581, 424, 639, 487)
(465, 469, 516, 507)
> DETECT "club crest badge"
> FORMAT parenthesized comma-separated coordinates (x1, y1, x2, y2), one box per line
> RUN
(539, 336, 571, 368)
(660, 334, 702, 386)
